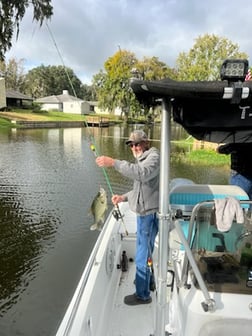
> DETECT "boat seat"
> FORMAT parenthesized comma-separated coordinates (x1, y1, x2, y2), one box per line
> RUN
(169, 184, 249, 253)
(170, 184, 249, 217)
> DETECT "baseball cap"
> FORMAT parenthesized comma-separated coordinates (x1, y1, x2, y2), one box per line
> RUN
(125, 130, 148, 145)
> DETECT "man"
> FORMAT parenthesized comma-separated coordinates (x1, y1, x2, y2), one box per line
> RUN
(217, 142, 252, 199)
(96, 129, 160, 305)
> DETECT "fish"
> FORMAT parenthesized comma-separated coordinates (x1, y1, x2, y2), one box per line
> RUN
(89, 187, 108, 231)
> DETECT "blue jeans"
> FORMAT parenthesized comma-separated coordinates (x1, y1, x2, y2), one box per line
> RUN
(230, 171, 252, 200)
(135, 213, 158, 300)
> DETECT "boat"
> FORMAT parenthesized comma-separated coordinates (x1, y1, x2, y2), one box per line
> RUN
(56, 59, 252, 336)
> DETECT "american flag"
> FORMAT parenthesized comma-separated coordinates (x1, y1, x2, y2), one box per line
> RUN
(245, 68, 251, 81)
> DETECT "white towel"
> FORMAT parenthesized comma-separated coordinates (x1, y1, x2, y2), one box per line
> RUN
(214, 197, 244, 232)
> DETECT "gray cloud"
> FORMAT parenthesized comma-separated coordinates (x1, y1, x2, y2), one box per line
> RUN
(6, 0, 252, 84)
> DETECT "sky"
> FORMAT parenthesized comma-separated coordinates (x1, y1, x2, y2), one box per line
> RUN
(5, 0, 252, 84)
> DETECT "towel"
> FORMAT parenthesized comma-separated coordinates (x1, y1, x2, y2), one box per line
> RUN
(214, 197, 244, 232)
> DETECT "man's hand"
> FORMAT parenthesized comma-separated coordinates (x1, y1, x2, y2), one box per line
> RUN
(96, 156, 115, 167)
(112, 194, 125, 205)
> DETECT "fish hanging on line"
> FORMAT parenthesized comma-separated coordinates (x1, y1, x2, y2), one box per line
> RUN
(89, 187, 108, 231)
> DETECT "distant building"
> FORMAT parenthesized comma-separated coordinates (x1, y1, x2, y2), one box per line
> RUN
(6, 89, 33, 107)
(0, 78, 6, 109)
(35, 90, 100, 114)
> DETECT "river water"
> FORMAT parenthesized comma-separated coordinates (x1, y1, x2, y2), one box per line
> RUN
(0, 124, 228, 336)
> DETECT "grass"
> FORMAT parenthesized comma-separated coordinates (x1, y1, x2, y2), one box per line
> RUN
(187, 149, 230, 165)
(0, 110, 91, 121)
(171, 137, 230, 167)
(172, 146, 230, 167)
(0, 117, 15, 128)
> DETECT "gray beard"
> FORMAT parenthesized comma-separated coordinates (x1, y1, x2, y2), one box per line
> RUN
(133, 151, 143, 159)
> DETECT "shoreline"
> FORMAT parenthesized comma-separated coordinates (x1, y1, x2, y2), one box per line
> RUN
(0, 112, 113, 128)
(10, 119, 110, 128)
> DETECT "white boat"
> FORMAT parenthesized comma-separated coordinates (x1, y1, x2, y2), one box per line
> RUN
(56, 59, 252, 336)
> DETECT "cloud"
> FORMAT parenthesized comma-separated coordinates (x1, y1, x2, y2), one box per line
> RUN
(5, 0, 252, 84)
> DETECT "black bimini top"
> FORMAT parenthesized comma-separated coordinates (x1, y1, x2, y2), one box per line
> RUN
(130, 78, 252, 144)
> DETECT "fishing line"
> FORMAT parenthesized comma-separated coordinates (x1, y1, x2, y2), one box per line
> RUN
(46, 22, 128, 234)
(46, 21, 110, 188)
(46, 22, 77, 98)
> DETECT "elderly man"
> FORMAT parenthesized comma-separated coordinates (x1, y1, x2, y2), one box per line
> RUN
(96, 130, 160, 305)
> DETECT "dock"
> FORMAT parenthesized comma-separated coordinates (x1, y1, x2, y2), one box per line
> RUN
(85, 116, 110, 127)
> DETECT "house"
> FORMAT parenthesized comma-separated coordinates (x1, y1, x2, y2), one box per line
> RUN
(0, 78, 6, 110)
(35, 90, 92, 114)
(6, 89, 33, 107)
(34, 90, 109, 115)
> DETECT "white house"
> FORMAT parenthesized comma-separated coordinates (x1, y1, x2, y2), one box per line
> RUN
(35, 90, 113, 115)
(35, 90, 91, 114)
(0, 77, 6, 109)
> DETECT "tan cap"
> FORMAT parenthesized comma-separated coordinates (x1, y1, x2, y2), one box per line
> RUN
(125, 130, 148, 145)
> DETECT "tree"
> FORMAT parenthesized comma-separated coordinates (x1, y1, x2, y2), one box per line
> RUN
(93, 51, 176, 120)
(0, 57, 26, 91)
(93, 50, 140, 120)
(81, 83, 97, 101)
(176, 34, 248, 81)
(136, 56, 176, 80)
(24, 65, 83, 98)
(0, 0, 53, 60)
(131, 57, 176, 120)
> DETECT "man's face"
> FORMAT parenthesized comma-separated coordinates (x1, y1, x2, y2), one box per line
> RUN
(129, 142, 144, 158)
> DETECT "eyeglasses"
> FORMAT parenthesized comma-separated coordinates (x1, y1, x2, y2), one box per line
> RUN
(129, 142, 141, 148)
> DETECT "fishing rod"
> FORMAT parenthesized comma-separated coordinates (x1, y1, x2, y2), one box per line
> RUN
(46, 22, 128, 235)
(90, 143, 129, 236)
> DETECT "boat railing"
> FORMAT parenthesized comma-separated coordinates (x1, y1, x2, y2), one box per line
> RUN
(173, 216, 216, 312)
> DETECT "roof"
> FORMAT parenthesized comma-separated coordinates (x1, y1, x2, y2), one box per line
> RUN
(35, 91, 83, 104)
(6, 89, 33, 101)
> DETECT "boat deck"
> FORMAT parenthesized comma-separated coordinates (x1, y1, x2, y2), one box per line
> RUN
(107, 255, 156, 336)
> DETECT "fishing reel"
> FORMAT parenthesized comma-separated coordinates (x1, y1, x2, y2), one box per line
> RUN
(112, 205, 128, 236)
(112, 207, 124, 221)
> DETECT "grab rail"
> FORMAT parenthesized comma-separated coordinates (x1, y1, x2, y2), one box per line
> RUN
(174, 219, 215, 312)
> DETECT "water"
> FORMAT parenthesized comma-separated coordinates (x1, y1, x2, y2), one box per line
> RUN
(0, 125, 228, 335)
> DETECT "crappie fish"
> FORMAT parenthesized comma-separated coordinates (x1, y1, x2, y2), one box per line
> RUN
(90, 187, 108, 231)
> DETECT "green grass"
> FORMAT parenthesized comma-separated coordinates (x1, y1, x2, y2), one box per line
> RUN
(180, 148, 230, 166)
(0, 118, 15, 128)
(35, 111, 87, 121)
(35, 110, 121, 121)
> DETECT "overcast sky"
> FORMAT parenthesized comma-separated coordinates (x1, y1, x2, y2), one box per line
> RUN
(5, 0, 252, 84)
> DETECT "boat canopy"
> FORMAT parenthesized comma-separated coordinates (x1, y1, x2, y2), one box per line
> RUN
(130, 77, 252, 143)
